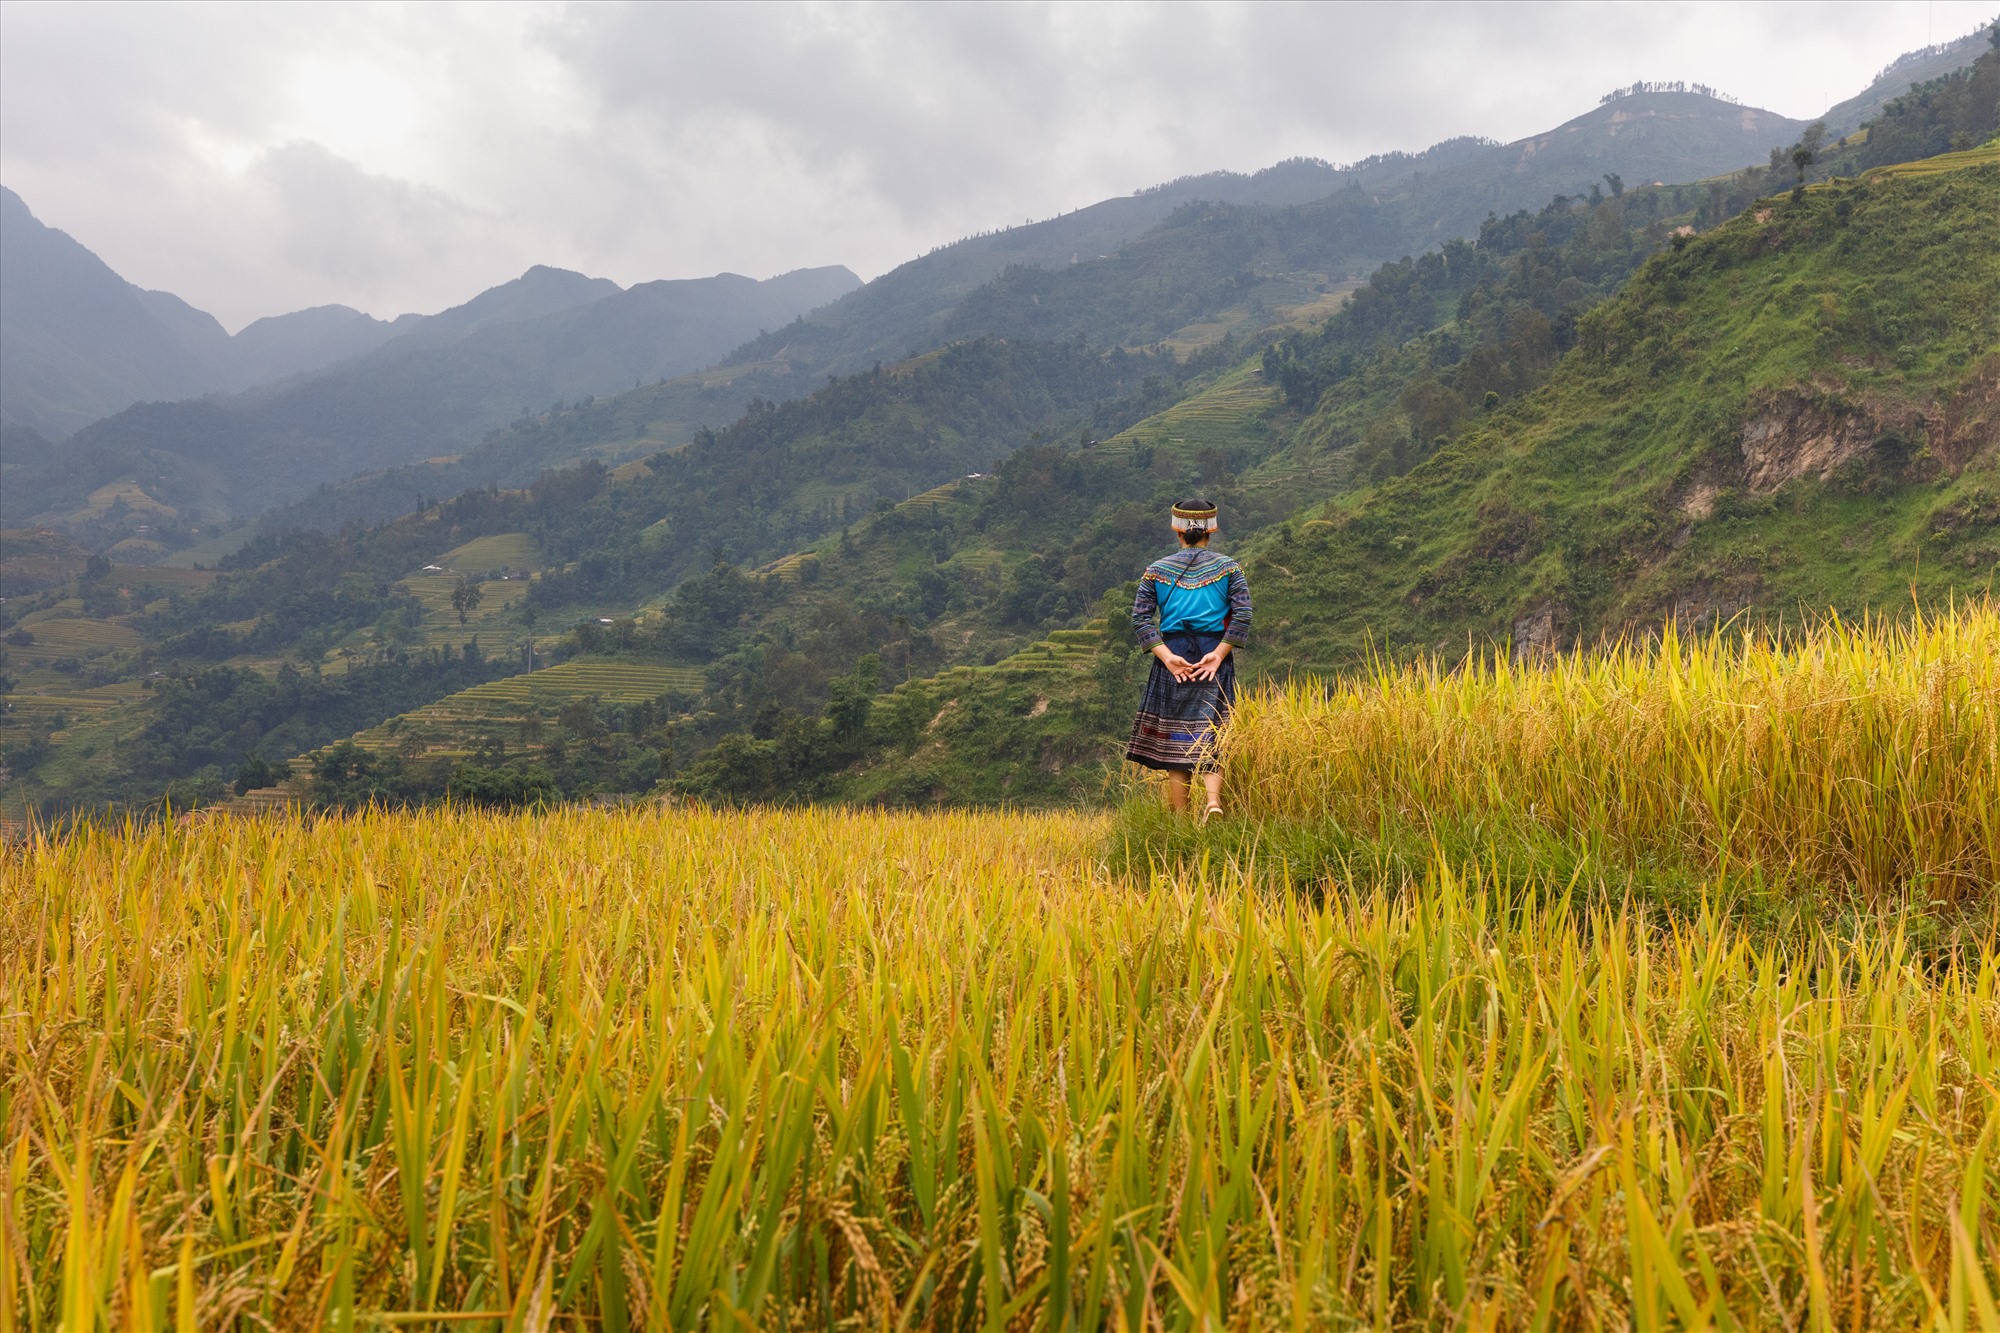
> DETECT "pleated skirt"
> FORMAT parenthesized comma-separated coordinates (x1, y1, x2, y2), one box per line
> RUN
(1125, 630, 1235, 773)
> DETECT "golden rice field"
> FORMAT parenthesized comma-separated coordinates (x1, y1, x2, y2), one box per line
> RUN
(6, 607, 1999, 1330)
(1226, 605, 2000, 903)
(4, 803, 1996, 1331)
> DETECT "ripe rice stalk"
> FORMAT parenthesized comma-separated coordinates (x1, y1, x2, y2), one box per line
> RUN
(1221, 602, 2000, 902)
(3, 793, 1995, 1328)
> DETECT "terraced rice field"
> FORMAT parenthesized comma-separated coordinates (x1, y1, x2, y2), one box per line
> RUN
(757, 552, 814, 583)
(0, 681, 147, 723)
(1872, 141, 2000, 176)
(457, 660, 705, 706)
(433, 533, 541, 572)
(399, 574, 528, 626)
(157, 528, 257, 570)
(112, 563, 216, 593)
(336, 659, 706, 760)
(1095, 362, 1276, 460)
(897, 480, 965, 512)
(990, 625, 1104, 677)
(1277, 283, 1361, 328)
(2, 617, 141, 664)
(910, 624, 1105, 694)
(946, 548, 1006, 576)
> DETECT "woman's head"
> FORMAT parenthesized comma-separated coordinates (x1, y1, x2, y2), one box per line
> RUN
(1171, 498, 1218, 546)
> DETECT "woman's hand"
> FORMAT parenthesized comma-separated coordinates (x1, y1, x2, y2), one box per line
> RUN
(1152, 644, 1196, 680)
(1187, 643, 1232, 681)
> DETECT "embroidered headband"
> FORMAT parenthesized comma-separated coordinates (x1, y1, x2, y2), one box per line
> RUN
(1171, 499, 1218, 532)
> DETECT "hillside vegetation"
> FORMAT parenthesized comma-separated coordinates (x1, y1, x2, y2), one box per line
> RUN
(1253, 149, 1999, 667)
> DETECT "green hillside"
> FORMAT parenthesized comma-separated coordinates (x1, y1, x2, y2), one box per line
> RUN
(1253, 148, 1999, 669)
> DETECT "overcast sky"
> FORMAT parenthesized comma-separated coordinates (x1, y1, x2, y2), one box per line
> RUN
(2, 1, 1993, 330)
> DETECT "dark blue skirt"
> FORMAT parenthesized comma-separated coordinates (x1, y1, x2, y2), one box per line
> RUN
(1126, 630, 1235, 773)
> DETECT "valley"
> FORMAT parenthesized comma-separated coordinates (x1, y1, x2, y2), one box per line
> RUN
(3, 27, 1997, 827)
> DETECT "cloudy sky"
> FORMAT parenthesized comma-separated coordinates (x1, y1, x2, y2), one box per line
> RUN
(3, 0, 1993, 329)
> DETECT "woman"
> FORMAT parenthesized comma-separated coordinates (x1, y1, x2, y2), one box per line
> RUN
(1125, 499, 1251, 819)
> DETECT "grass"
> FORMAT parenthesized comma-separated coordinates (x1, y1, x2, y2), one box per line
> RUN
(6, 804, 1996, 1330)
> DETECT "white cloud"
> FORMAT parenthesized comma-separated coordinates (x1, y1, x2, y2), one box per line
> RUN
(2, 0, 1993, 329)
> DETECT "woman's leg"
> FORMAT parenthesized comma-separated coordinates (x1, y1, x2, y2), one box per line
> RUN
(1166, 771, 1191, 813)
(1201, 770, 1223, 812)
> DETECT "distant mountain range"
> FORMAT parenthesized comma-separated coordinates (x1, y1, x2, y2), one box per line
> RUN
(709, 89, 1815, 392)
(0, 232, 858, 532)
(1, 186, 412, 438)
(0, 26, 1988, 551)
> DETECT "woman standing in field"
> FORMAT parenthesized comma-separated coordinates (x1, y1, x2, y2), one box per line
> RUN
(1126, 499, 1251, 819)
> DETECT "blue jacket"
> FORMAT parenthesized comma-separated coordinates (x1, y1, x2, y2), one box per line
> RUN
(1131, 547, 1251, 649)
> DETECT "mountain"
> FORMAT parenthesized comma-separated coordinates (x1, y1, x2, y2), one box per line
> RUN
(228, 305, 413, 386)
(0, 262, 861, 536)
(0, 187, 233, 438)
(707, 90, 1809, 397)
(211, 87, 1823, 540)
(0, 187, 428, 437)
(382, 264, 620, 348)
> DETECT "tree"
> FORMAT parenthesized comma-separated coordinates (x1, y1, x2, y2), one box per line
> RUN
(1792, 122, 1827, 199)
(1603, 172, 1625, 198)
(451, 575, 483, 625)
(234, 752, 277, 795)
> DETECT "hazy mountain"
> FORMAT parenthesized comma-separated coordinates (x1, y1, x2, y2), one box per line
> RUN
(1, 187, 228, 437)
(0, 187, 430, 436)
(140, 87, 1825, 540)
(1, 262, 860, 529)
(387, 265, 621, 349)
(1477, 89, 1803, 194)
(229, 305, 411, 386)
